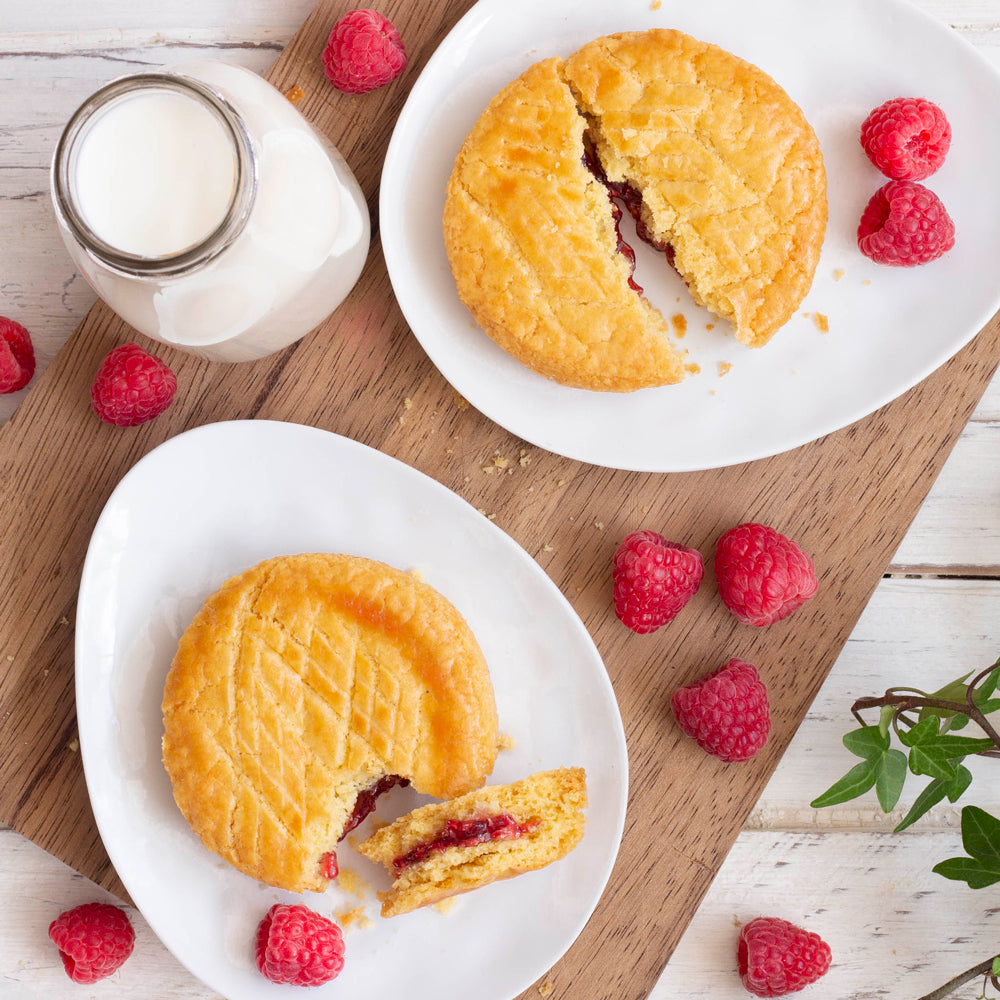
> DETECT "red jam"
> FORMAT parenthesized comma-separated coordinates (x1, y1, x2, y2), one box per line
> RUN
(320, 850, 339, 880)
(391, 812, 538, 877)
(582, 136, 676, 293)
(340, 774, 410, 840)
(319, 774, 409, 882)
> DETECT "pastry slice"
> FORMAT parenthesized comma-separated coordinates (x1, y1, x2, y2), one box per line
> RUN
(356, 767, 587, 916)
(564, 28, 827, 348)
(162, 553, 498, 893)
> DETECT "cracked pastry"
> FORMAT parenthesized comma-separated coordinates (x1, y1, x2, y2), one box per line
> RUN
(442, 28, 827, 391)
(161, 552, 499, 893)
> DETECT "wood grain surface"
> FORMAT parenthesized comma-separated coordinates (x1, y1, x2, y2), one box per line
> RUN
(1, 3, 997, 998)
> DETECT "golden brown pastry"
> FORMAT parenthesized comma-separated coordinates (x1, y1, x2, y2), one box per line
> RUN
(161, 553, 499, 893)
(442, 29, 826, 390)
(564, 29, 827, 350)
(443, 56, 689, 392)
(357, 768, 587, 917)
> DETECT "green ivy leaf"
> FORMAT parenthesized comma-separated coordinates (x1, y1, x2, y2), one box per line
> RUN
(944, 764, 974, 803)
(875, 748, 908, 812)
(974, 665, 1000, 704)
(893, 765, 973, 832)
(810, 759, 877, 809)
(932, 856, 1000, 890)
(907, 745, 958, 781)
(894, 777, 948, 832)
(960, 806, 1000, 864)
(992, 956, 1000, 978)
(843, 725, 889, 760)
(899, 715, 941, 748)
(928, 734, 995, 758)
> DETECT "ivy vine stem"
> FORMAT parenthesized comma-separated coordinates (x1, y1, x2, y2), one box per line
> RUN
(914, 956, 999, 1000)
(850, 662, 1000, 759)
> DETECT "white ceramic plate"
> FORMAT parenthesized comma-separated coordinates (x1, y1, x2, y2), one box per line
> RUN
(380, 0, 1000, 472)
(75, 419, 627, 1000)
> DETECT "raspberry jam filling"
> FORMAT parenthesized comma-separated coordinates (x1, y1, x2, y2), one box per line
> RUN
(391, 812, 539, 877)
(582, 136, 676, 293)
(320, 774, 410, 881)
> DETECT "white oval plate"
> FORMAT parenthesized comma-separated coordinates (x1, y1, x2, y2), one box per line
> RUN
(380, 0, 1000, 472)
(75, 419, 627, 1000)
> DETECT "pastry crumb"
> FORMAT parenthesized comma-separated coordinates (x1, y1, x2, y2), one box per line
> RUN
(453, 391, 470, 410)
(518, 449, 531, 467)
(337, 867, 368, 898)
(67, 738, 79, 753)
(336, 906, 372, 930)
(717, 361, 732, 376)
(811, 312, 829, 333)
(684, 362, 700, 375)
(594, 520, 605, 531)
(284, 85, 305, 104)
(497, 732, 516, 752)
(542, 543, 554, 553)
(538, 981, 555, 997)
(671, 313, 687, 338)
(833, 268, 845, 281)
(705, 323, 715, 331)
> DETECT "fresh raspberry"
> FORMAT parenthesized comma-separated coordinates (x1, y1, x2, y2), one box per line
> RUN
(255, 903, 346, 987)
(612, 529, 704, 634)
(714, 523, 817, 627)
(860, 97, 951, 181)
(738, 916, 832, 997)
(48, 902, 135, 984)
(671, 657, 770, 762)
(321, 9, 407, 94)
(857, 179, 955, 266)
(0, 316, 36, 393)
(90, 342, 177, 427)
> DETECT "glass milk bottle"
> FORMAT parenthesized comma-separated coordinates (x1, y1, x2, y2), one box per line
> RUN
(51, 61, 370, 362)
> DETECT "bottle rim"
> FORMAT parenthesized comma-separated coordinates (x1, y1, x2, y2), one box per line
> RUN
(51, 72, 257, 278)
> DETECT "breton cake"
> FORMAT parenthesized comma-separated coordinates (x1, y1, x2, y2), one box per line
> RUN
(442, 28, 827, 390)
(356, 767, 587, 917)
(161, 553, 499, 894)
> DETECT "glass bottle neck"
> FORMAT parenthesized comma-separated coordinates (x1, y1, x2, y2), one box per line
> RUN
(51, 72, 257, 278)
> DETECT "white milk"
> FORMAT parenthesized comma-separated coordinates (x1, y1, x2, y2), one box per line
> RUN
(52, 62, 370, 362)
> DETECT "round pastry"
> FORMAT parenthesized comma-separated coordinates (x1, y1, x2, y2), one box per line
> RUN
(356, 767, 587, 917)
(161, 553, 499, 893)
(442, 28, 827, 390)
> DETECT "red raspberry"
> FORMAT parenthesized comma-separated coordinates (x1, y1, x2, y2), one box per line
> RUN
(48, 902, 135, 984)
(860, 97, 951, 181)
(90, 342, 177, 427)
(255, 903, 346, 987)
(714, 523, 817, 627)
(857, 179, 955, 267)
(612, 529, 704, 634)
(322, 9, 407, 94)
(738, 916, 832, 997)
(671, 657, 770, 762)
(0, 316, 36, 393)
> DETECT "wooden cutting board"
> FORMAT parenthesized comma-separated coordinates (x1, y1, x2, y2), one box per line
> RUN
(1, 2, 997, 996)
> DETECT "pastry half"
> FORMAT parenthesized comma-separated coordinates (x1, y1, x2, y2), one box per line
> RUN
(161, 553, 499, 893)
(356, 767, 587, 917)
(564, 29, 827, 349)
(443, 56, 689, 392)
